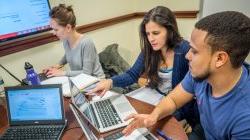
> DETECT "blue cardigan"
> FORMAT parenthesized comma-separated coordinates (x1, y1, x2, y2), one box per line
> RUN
(111, 40, 189, 88)
(111, 40, 200, 126)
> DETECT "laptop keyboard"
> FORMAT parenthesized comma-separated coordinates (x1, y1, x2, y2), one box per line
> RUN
(94, 99, 122, 128)
(0, 125, 64, 140)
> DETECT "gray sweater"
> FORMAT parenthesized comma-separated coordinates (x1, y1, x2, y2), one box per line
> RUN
(59, 35, 104, 78)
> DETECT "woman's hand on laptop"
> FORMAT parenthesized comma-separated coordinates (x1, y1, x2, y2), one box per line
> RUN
(42, 64, 63, 74)
(87, 79, 113, 97)
(122, 113, 157, 136)
(45, 68, 66, 77)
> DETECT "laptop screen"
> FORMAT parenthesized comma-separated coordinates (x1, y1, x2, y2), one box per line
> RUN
(5, 85, 65, 125)
(72, 87, 98, 127)
(70, 104, 98, 140)
(69, 79, 98, 128)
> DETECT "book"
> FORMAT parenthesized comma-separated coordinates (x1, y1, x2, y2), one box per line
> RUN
(70, 73, 99, 90)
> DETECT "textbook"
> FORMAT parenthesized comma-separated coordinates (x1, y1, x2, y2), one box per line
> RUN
(70, 73, 99, 90)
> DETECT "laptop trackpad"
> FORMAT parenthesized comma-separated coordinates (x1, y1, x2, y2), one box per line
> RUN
(116, 102, 133, 113)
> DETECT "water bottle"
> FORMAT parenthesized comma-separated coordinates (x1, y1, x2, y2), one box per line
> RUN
(0, 76, 4, 97)
(24, 62, 40, 85)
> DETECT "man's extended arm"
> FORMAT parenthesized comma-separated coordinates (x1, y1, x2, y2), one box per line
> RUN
(122, 83, 194, 136)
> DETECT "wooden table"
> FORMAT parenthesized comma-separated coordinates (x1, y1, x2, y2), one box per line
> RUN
(0, 96, 187, 140)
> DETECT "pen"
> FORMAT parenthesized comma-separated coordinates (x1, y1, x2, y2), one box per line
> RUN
(156, 129, 172, 140)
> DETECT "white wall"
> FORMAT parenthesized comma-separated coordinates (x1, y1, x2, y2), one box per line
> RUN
(133, 0, 200, 39)
(134, 0, 200, 11)
(50, 0, 136, 25)
(200, 0, 250, 17)
(0, 0, 200, 86)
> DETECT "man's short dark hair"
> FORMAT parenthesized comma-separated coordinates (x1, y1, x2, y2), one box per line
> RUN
(195, 11, 250, 68)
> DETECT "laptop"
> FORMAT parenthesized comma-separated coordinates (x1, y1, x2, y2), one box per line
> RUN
(69, 78, 137, 133)
(0, 84, 67, 140)
(70, 103, 158, 140)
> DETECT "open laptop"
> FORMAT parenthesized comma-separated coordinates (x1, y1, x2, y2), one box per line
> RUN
(70, 103, 158, 140)
(0, 84, 66, 140)
(69, 78, 137, 133)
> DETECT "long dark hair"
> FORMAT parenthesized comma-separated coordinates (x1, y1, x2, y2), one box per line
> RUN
(140, 6, 182, 89)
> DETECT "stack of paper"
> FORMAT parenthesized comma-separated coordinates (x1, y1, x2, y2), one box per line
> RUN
(126, 87, 164, 106)
(41, 76, 71, 97)
(70, 73, 99, 90)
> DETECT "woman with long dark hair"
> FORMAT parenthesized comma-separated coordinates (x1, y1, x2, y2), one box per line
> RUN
(90, 6, 201, 139)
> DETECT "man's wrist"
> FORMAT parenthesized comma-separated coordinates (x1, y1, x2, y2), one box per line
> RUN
(150, 107, 161, 122)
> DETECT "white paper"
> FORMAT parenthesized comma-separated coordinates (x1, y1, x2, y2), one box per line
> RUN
(92, 90, 120, 101)
(126, 87, 164, 106)
(70, 73, 99, 90)
(118, 128, 154, 140)
(118, 130, 144, 140)
(41, 76, 71, 97)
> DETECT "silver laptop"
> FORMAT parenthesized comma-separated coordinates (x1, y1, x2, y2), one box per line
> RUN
(70, 103, 158, 140)
(0, 84, 66, 140)
(69, 78, 137, 133)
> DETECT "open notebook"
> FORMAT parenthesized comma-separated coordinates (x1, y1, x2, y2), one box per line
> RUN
(70, 73, 99, 90)
(41, 73, 99, 97)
